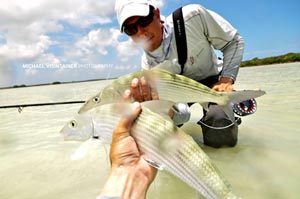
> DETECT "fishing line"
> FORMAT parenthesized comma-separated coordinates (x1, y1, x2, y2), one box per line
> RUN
(18, 106, 80, 114)
(197, 118, 240, 130)
(0, 100, 85, 113)
(0, 100, 85, 109)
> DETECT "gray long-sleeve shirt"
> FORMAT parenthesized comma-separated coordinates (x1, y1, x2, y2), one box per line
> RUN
(142, 4, 245, 82)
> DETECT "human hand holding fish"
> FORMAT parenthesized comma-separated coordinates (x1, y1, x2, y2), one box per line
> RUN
(126, 76, 159, 102)
(62, 67, 265, 198)
(99, 102, 157, 199)
(211, 77, 234, 92)
(78, 68, 265, 125)
(61, 100, 242, 199)
(122, 70, 234, 103)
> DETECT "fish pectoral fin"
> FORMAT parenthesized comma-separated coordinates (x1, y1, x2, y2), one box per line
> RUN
(143, 157, 164, 170)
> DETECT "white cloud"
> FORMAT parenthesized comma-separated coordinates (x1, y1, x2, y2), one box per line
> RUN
(34, 53, 60, 65)
(0, 35, 53, 61)
(65, 28, 121, 63)
(0, 0, 165, 87)
(0, 0, 116, 62)
(60, 0, 115, 28)
(0, 0, 115, 28)
(24, 68, 38, 77)
(116, 39, 143, 62)
(78, 28, 120, 55)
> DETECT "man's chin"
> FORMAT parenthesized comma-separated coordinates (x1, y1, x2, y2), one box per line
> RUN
(135, 38, 155, 51)
(143, 41, 157, 52)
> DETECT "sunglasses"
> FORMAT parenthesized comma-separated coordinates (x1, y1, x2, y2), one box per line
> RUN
(123, 6, 155, 36)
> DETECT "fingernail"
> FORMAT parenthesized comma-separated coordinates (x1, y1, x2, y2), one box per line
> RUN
(133, 102, 141, 109)
(132, 78, 139, 86)
(124, 89, 131, 97)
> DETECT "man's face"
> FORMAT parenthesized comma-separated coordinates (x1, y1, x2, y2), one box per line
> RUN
(124, 8, 163, 52)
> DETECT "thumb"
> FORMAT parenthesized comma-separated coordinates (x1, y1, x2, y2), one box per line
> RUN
(113, 102, 142, 139)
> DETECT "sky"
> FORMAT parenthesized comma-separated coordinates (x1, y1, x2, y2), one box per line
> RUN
(0, 0, 299, 88)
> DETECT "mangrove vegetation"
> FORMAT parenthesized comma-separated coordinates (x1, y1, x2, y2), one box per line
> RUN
(241, 52, 300, 67)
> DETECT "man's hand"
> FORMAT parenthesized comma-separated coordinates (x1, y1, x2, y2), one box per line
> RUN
(110, 102, 157, 180)
(123, 77, 159, 102)
(211, 77, 234, 92)
(100, 102, 157, 199)
(110, 102, 157, 182)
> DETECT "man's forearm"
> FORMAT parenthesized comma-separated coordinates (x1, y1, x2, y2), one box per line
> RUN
(221, 33, 245, 82)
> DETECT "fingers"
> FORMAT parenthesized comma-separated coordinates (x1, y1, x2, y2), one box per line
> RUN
(149, 83, 159, 100)
(110, 102, 141, 167)
(211, 83, 233, 92)
(112, 102, 142, 140)
(213, 77, 234, 92)
(140, 77, 152, 101)
(128, 77, 158, 102)
(122, 89, 131, 101)
(121, 102, 142, 130)
(131, 78, 143, 102)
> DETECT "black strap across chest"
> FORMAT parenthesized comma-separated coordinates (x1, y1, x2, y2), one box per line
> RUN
(172, 7, 187, 75)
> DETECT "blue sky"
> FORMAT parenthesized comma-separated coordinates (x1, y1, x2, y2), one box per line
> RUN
(0, 0, 299, 88)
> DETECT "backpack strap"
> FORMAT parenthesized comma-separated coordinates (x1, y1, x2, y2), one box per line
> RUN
(172, 7, 187, 75)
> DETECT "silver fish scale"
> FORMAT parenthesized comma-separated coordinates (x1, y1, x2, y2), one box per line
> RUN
(152, 70, 228, 105)
(132, 112, 213, 196)
(145, 70, 228, 105)
(88, 102, 238, 199)
(134, 107, 236, 198)
(136, 111, 237, 198)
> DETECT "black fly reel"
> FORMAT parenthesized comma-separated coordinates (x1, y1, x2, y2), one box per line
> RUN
(232, 98, 257, 116)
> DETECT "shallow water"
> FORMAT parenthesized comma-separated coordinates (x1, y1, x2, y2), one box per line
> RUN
(0, 63, 299, 199)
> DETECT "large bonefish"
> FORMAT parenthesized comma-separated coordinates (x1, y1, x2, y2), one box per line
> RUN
(78, 66, 265, 123)
(61, 100, 241, 199)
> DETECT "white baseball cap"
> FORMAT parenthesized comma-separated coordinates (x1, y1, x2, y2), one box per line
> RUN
(115, 0, 154, 32)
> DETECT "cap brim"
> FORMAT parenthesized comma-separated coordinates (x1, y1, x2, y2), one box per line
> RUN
(119, 4, 150, 31)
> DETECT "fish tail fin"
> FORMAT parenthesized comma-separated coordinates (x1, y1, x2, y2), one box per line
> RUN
(225, 90, 266, 104)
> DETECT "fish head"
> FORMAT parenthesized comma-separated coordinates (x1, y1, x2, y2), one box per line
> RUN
(78, 88, 124, 114)
(78, 92, 102, 113)
(60, 114, 93, 141)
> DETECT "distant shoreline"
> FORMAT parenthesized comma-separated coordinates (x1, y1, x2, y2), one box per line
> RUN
(240, 52, 300, 67)
(240, 61, 300, 68)
(0, 77, 116, 90)
(1, 53, 299, 90)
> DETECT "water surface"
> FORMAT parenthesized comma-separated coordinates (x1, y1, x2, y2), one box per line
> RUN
(0, 63, 299, 199)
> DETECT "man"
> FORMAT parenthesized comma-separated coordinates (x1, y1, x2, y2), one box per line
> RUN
(115, 0, 245, 148)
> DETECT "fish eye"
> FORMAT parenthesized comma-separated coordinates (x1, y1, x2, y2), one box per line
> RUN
(69, 120, 77, 128)
(93, 96, 100, 104)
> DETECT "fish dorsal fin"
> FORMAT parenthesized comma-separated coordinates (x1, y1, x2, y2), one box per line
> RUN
(141, 100, 175, 122)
